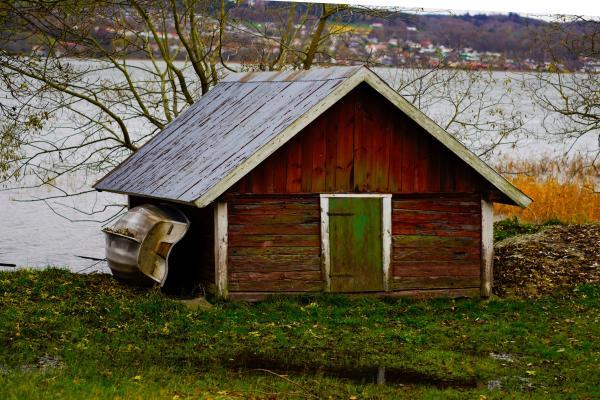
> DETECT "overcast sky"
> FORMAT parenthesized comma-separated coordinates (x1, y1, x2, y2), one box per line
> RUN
(276, 0, 600, 18)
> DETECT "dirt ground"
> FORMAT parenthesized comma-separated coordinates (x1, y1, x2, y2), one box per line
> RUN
(494, 224, 600, 298)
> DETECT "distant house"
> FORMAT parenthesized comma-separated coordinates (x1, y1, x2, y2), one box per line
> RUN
(95, 66, 531, 300)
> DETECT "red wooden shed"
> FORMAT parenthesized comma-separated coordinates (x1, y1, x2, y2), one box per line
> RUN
(95, 66, 531, 300)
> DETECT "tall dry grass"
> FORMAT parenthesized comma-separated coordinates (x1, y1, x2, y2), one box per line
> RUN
(494, 156, 599, 223)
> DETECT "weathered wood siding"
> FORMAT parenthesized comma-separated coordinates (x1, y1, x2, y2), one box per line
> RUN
(390, 194, 481, 290)
(228, 84, 493, 196)
(227, 197, 323, 292)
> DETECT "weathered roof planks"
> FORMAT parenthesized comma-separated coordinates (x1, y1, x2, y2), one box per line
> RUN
(94, 66, 531, 208)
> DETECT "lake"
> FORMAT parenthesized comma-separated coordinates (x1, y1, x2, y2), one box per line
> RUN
(0, 63, 597, 272)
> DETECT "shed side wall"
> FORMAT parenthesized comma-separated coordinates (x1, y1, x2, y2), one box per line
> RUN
(391, 194, 482, 290)
(227, 196, 323, 292)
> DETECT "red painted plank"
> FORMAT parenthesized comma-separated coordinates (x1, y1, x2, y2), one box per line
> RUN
(286, 138, 303, 192)
(228, 254, 321, 272)
(353, 98, 372, 192)
(229, 212, 320, 225)
(273, 148, 288, 193)
(335, 97, 355, 191)
(392, 210, 481, 225)
(391, 276, 480, 290)
(324, 102, 339, 192)
(229, 270, 323, 292)
(229, 223, 319, 235)
(229, 197, 319, 205)
(391, 263, 480, 277)
(428, 140, 441, 192)
(401, 119, 415, 192)
(375, 107, 393, 192)
(388, 114, 403, 192)
(311, 116, 327, 192)
(414, 133, 429, 192)
(228, 234, 320, 247)
(392, 196, 480, 213)
(301, 126, 315, 192)
(392, 227, 481, 238)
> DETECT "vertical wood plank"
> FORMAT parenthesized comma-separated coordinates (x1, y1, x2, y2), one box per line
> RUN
(382, 196, 392, 291)
(428, 140, 441, 192)
(320, 196, 331, 292)
(273, 148, 288, 193)
(312, 117, 327, 192)
(324, 106, 339, 192)
(214, 201, 228, 298)
(388, 115, 403, 193)
(375, 111, 392, 192)
(286, 139, 302, 192)
(353, 99, 367, 191)
(401, 124, 414, 192)
(363, 90, 388, 192)
(301, 126, 315, 192)
(455, 162, 470, 192)
(415, 134, 429, 192)
(264, 156, 276, 193)
(335, 98, 355, 191)
(253, 156, 275, 193)
(439, 149, 455, 192)
(481, 197, 493, 297)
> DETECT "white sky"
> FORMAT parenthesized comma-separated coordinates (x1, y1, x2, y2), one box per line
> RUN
(274, 0, 600, 18)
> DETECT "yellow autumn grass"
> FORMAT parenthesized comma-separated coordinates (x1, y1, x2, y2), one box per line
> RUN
(494, 156, 600, 223)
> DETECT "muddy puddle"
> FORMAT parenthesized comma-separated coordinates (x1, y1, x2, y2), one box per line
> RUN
(225, 355, 478, 388)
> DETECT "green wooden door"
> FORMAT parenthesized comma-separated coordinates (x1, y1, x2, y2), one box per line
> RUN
(328, 197, 384, 292)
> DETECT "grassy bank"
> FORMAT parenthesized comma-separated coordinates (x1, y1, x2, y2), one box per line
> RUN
(1, 269, 599, 399)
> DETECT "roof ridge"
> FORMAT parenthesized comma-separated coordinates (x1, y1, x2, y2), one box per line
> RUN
(221, 65, 364, 83)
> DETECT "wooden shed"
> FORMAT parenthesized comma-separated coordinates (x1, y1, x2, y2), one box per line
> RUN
(94, 66, 531, 300)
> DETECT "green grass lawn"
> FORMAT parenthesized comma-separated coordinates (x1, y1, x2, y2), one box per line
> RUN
(1, 268, 599, 399)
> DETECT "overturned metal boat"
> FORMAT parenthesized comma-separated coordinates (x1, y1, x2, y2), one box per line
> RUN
(103, 204, 189, 286)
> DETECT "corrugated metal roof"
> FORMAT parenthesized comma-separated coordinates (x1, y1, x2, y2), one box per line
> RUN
(94, 66, 363, 203)
(94, 66, 532, 208)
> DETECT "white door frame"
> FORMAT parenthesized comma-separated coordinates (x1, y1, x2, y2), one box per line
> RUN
(319, 194, 392, 292)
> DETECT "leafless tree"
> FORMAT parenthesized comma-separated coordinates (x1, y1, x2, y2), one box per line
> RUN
(0, 1, 376, 220)
(379, 63, 528, 161)
(525, 15, 599, 163)
(0, 1, 542, 223)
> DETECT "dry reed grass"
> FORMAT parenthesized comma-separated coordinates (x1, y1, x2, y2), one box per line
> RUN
(494, 156, 599, 223)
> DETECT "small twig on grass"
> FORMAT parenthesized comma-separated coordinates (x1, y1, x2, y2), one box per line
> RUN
(232, 389, 305, 398)
(246, 368, 317, 398)
(77, 259, 107, 274)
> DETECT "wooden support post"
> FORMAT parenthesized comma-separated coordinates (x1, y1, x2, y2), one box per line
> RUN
(320, 196, 331, 292)
(481, 198, 494, 298)
(382, 196, 392, 292)
(214, 202, 228, 299)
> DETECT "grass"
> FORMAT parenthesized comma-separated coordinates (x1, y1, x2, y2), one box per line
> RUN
(1, 269, 599, 399)
(494, 156, 599, 223)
